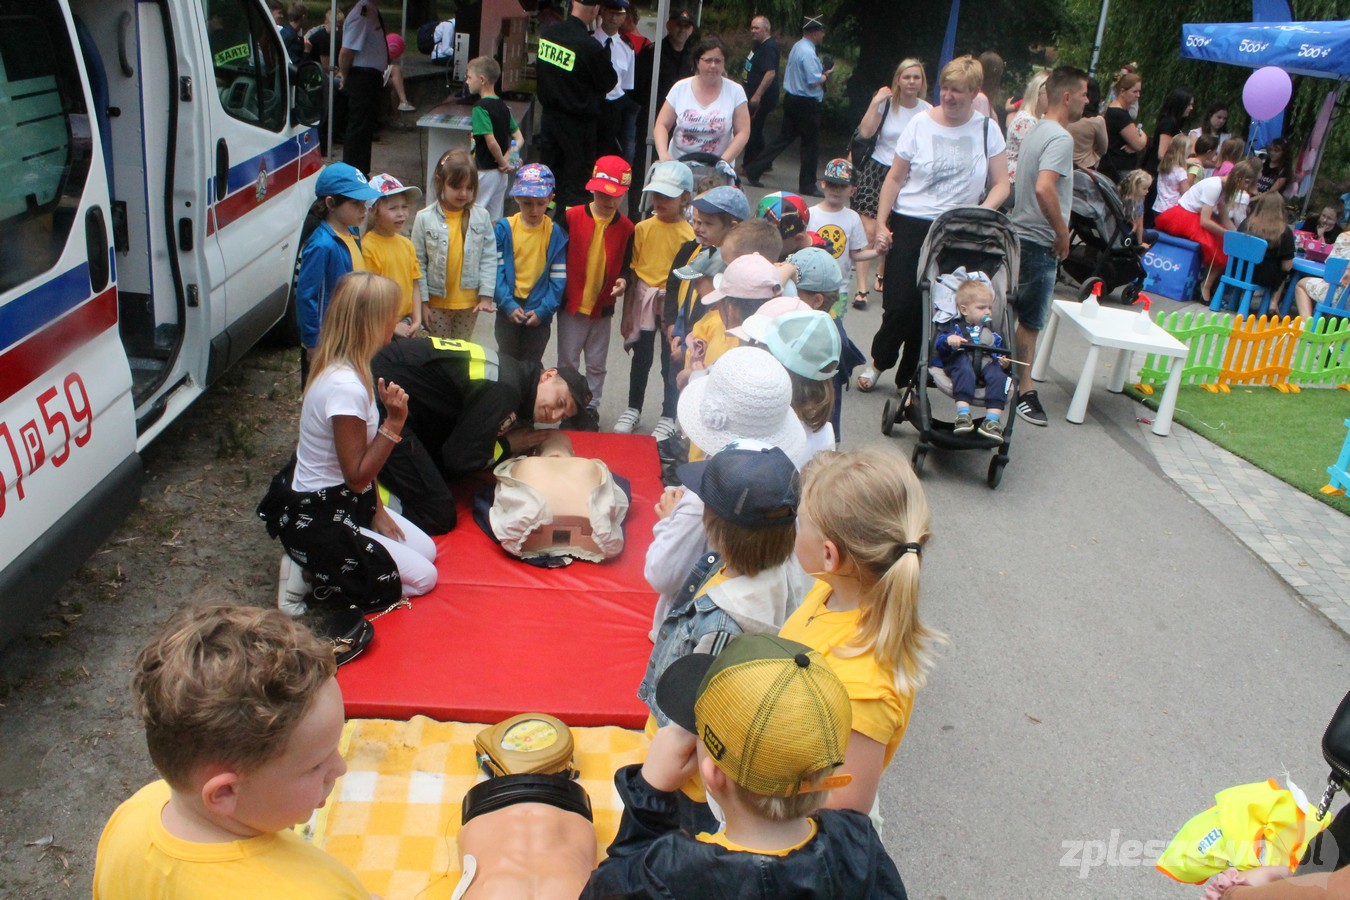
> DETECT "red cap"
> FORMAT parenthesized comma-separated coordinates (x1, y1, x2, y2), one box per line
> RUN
(586, 156, 633, 197)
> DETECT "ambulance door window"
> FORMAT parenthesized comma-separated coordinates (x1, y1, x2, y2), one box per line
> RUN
(0, 0, 94, 295)
(203, 0, 286, 132)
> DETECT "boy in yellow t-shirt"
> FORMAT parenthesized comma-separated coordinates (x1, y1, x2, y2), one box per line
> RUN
(615, 161, 695, 437)
(362, 173, 424, 336)
(93, 605, 371, 900)
(493, 163, 567, 365)
(679, 252, 783, 390)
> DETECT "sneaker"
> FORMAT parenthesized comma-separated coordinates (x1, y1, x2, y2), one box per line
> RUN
(614, 407, 641, 434)
(277, 553, 308, 617)
(650, 416, 678, 442)
(953, 411, 975, 434)
(1016, 390, 1048, 426)
(979, 418, 1005, 444)
(397, 102, 415, 112)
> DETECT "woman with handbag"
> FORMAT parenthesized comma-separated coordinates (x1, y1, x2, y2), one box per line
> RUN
(850, 59, 931, 310)
(859, 55, 1009, 394)
(262, 272, 438, 616)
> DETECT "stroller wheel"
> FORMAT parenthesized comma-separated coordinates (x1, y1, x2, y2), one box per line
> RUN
(911, 444, 927, 477)
(987, 456, 1007, 489)
(1121, 282, 1141, 304)
(881, 399, 895, 436)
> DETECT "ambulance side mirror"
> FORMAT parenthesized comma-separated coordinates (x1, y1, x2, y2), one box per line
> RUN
(292, 61, 324, 128)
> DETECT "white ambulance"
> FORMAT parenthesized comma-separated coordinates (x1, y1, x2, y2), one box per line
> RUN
(0, 0, 326, 644)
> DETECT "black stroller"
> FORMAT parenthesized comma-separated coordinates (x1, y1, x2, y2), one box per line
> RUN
(880, 207, 1021, 489)
(1059, 168, 1146, 303)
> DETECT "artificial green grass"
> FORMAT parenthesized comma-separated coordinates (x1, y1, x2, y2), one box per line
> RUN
(1127, 384, 1350, 516)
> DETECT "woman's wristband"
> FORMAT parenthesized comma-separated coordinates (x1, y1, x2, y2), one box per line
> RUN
(378, 426, 402, 443)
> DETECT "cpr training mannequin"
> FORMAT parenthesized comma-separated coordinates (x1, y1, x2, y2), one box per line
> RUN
(489, 433, 629, 562)
(453, 713, 597, 900)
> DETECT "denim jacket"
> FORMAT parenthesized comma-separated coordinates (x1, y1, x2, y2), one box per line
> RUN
(638, 553, 811, 724)
(411, 202, 499, 301)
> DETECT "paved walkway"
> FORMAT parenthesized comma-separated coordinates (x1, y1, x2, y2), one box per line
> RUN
(1140, 414, 1350, 632)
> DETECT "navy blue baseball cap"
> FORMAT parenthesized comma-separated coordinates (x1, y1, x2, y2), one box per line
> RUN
(677, 440, 799, 529)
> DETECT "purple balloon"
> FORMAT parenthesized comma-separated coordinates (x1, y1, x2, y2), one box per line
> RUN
(1242, 66, 1293, 121)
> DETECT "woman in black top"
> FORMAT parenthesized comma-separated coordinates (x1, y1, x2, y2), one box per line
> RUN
(1102, 72, 1146, 180)
(1141, 87, 1193, 225)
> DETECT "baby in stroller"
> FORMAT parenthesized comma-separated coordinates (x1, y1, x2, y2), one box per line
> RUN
(932, 280, 1011, 444)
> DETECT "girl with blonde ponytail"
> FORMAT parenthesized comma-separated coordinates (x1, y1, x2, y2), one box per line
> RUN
(780, 447, 944, 821)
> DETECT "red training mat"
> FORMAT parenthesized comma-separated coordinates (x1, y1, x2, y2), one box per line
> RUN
(338, 432, 662, 728)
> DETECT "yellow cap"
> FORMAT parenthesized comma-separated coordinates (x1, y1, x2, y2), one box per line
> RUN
(657, 634, 851, 798)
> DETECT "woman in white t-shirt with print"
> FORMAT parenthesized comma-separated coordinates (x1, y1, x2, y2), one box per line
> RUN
(654, 37, 750, 164)
(859, 55, 1009, 393)
(270, 272, 437, 615)
(850, 59, 932, 303)
(1155, 158, 1259, 303)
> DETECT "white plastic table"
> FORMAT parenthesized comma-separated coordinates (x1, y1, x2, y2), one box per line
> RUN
(1030, 299, 1188, 437)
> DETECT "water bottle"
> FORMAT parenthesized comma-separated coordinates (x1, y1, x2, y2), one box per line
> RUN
(507, 139, 522, 172)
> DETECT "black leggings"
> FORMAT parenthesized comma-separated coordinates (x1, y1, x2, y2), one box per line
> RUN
(627, 329, 677, 416)
(870, 213, 935, 388)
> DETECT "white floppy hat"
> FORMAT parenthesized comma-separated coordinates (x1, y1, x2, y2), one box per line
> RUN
(677, 346, 807, 463)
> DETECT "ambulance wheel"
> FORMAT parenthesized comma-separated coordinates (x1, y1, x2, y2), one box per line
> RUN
(881, 399, 895, 436)
(987, 456, 1006, 489)
(911, 444, 927, 476)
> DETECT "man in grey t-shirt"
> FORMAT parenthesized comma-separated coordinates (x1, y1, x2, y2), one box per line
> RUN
(1009, 66, 1089, 426)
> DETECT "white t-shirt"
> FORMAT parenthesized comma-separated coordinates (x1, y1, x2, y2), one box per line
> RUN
(894, 110, 1006, 219)
(666, 77, 747, 160)
(1178, 176, 1224, 213)
(809, 204, 867, 288)
(1153, 166, 1188, 214)
(293, 364, 377, 493)
(803, 422, 837, 458)
(870, 99, 933, 167)
(1178, 176, 1250, 225)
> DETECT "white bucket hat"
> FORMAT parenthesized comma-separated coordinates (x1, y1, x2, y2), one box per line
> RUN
(677, 346, 807, 463)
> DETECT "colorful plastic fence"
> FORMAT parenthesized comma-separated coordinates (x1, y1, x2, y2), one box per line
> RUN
(1137, 312, 1350, 393)
(1325, 419, 1350, 497)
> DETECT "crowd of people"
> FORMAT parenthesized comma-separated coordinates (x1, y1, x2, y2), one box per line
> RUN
(87, 6, 1350, 898)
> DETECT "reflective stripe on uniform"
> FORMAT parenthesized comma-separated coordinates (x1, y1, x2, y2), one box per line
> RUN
(426, 337, 500, 382)
(537, 39, 575, 72)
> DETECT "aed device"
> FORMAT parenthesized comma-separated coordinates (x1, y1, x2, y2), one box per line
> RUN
(475, 713, 577, 778)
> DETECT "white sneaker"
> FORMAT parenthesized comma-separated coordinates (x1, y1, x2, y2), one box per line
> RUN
(397, 102, 415, 112)
(650, 417, 678, 442)
(614, 408, 641, 433)
(277, 553, 309, 617)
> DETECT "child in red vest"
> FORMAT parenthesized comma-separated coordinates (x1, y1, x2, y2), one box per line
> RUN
(557, 156, 636, 430)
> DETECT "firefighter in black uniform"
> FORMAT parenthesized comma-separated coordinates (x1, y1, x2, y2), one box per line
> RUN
(370, 337, 592, 535)
(536, 0, 618, 207)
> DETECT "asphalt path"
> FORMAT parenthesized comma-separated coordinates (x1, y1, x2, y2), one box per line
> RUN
(593, 282, 1347, 899)
(373, 128, 1349, 897)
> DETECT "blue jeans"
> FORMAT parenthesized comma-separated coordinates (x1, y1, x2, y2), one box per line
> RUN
(1012, 240, 1059, 332)
(945, 352, 1009, 409)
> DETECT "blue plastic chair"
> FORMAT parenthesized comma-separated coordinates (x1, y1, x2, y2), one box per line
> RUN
(1209, 230, 1269, 317)
(1311, 255, 1350, 326)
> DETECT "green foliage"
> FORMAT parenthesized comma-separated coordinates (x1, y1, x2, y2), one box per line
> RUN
(1056, 0, 1350, 205)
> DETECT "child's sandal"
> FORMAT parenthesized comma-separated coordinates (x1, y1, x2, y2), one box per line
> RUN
(852, 290, 869, 310)
(874, 273, 884, 293)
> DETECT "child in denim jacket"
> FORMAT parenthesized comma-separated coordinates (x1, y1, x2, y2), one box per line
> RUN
(639, 441, 810, 725)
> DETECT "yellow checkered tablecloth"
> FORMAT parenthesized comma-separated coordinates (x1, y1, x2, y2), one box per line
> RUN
(302, 717, 649, 899)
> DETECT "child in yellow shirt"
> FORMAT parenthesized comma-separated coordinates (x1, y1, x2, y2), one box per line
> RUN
(362, 173, 424, 336)
(411, 149, 499, 341)
(615, 161, 695, 436)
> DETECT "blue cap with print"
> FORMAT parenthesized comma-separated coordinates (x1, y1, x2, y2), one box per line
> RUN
(315, 162, 383, 201)
(511, 163, 556, 198)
